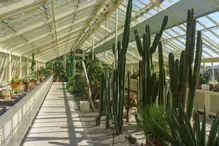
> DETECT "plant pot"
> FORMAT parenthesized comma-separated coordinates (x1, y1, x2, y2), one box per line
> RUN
(201, 84, 210, 90)
(25, 84, 31, 92)
(11, 83, 24, 90)
(30, 80, 37, 85)
(146, 138, 164, 146)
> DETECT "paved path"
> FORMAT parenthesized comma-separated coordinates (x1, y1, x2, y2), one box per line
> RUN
(22, 82, 92, 146)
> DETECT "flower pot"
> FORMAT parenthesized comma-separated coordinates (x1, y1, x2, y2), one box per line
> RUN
(11, 83, 24, 90)
(201, 84, 210, 90)
(25, 84, 31, 92)
(146, 138, 164, 146)
(30, 80, 37, 85)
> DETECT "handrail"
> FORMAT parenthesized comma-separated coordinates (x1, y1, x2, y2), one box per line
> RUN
(0, 75, 53, 146)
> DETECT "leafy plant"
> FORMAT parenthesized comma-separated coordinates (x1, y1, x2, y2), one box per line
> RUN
(163, 106, 219, 146)
(12, 89, 24, 95)
(136, 104, 169, 145)
(199, 70, 211, 84)
(11, 76, 23, 84)
(22, 76, 31, 84)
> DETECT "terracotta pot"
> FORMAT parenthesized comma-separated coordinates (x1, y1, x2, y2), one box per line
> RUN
(30, 80, 37, 85)
(25, 84, 31, 92)
(146, 138, 164, 146)
(11, 83, 24, 90)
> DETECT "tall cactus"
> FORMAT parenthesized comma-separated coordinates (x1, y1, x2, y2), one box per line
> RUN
(168, 9, 202, 120)
(134, 16, 168, 107)
(96, 70, 112, 129)
(111, 0, 132, 134)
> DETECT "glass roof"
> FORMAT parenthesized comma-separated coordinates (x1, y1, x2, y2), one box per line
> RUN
(0, 0, 219, 64)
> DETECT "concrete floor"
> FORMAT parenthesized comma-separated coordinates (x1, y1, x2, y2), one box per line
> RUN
(22, 82, 92, 146)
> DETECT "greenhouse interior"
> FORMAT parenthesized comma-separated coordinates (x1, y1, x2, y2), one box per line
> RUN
(0, 0, 219, 145)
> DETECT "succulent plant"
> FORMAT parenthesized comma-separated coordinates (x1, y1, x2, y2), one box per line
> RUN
(0, 89, 11, 100)
(22, 76, 31, 84)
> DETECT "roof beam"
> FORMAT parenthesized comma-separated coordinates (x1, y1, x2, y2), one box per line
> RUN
(93, 0, 219, 53)
(0, 0, 102, 42)
(20, 28, 84, 55)
(73, 0, 125, 51)
(0, 0, 46, 16)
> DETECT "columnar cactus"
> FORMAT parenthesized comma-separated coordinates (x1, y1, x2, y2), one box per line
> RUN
(111, 0, 132, 134)
(168, 9, 202, 120)
(134, 15, 168, 107)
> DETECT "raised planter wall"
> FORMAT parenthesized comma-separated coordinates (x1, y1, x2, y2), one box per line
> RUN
(0, 75, 53, 146)
(125, 78, 219, 116)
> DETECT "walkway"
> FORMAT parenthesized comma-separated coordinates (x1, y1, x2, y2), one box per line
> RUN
(22, 82, 92, 146)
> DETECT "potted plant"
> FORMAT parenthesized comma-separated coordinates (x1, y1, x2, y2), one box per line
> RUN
(0, 89, 11, 100)
(22, 76, 31, 92)
(136, 104, 169, 146)
(11, 76, 24, 91)
(199, 71, 211, 90)
(30, 72, 38, 85)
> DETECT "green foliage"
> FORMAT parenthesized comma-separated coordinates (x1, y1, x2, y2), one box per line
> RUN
(136, 104, 169, 143)
(22, 76, 31, 84)
(11, 76, 23, 84)
(11, 89, 24, 95)
(199, 71, 211, 84)
(67, 84, 84, 94)
(162, 106, 219, 146)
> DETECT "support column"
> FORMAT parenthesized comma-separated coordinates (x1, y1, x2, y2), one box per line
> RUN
(212, 62, 214, 80)
(83, 50, 85, 60)
(19, 56, 22, 79)
(63, 55, 67, 72)
(8, 53, 12, 83)
(26, 59, 29, 75)
(36, 61, 38, 71)
(203, 63, 206, 71)
(92, 37, 95, 60)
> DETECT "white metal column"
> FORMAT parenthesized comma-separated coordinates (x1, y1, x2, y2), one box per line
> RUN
(19, 56, 22, 79)
(212, 62, 214, 80)
(26, 59, 29, 75)
(8, 53, 12, 82)
(83, 50, 85, 60)
(63, 55, 67, 72)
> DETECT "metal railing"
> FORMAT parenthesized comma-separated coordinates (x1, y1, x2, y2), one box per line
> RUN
(0, 75, 53, 146)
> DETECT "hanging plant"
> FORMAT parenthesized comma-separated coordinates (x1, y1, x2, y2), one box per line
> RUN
(31, 53, 36, 72)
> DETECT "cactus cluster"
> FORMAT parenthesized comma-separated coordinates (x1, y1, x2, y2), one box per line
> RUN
(168, 9, 202, 120)
(134, 8, 202, 121)
(134, 15, 168, 107)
